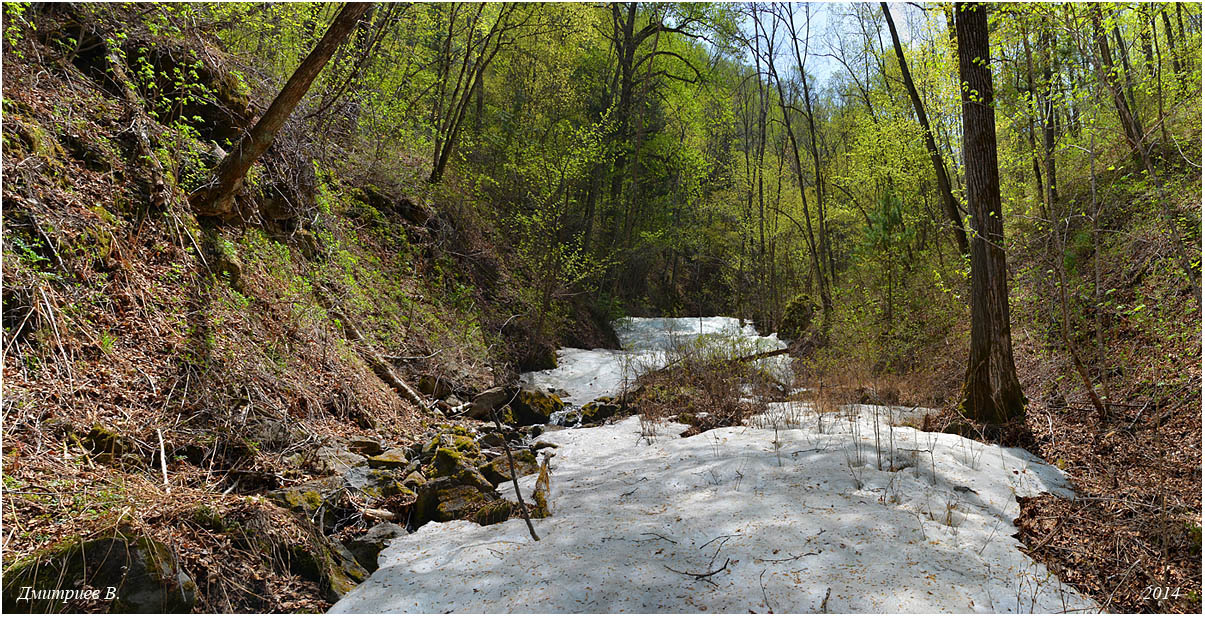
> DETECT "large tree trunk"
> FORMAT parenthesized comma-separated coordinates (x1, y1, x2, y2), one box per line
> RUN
(881, 3, 968, 256)
(955, 3, 1026, 424)
(191, 3, 371, 217)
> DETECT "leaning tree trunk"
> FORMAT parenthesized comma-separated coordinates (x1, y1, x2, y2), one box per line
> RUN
(955, 2, 1026, 424)
(882, 3, 968, 256)
(191, 2, 371, 217)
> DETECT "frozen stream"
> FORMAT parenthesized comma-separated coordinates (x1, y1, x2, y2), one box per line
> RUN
(521, 316, 792, 406)
(331, 317, 1095, 613)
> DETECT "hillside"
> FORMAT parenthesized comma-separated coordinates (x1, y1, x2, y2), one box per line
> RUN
(2, 2, 1201, 614)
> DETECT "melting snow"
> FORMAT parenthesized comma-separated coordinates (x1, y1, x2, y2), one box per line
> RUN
(332, 318, 1095, 614)
(522, 316, 791, 406)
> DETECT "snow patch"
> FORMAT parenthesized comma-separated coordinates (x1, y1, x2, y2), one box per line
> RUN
(521, 316, 790, 406)
(332, 408, 1093, 613)
(332, 317, 1092, 613)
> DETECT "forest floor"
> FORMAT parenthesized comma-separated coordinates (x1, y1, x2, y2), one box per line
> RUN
(918, 340, 1203, 613)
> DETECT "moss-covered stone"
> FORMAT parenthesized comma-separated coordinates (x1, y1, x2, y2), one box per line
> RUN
(479, 450, 538, 486)
(81, 423, 132, 456)
(430, 447, 464, 478)
(285, 536, 367, 603)
(2, 529, 196, 613)
(474, 500, 514, 526)
(367, 447, 409, 469)
(506, 388, 564, 426)
(268, 476, 343, 531)
(403, 471, 427, 488)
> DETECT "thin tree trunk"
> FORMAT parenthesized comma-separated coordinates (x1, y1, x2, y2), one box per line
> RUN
(1092, 5, 1200, 298)
(1041, 29, 1058, 208)
(191, 2, 371, 216)
(955, 2, 1026, 424)
(882, 3, 968, 256)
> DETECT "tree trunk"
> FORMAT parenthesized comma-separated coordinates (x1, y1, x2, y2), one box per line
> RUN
(1041, 29, 1058, 208)
(882, 3, 968, 256)
(191, 2, 371, 217)
(1161, 9, 1186, 90)
(955, 2, 1026, 424)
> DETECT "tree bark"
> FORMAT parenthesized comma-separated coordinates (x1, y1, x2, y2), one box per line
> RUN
(1040, 29, 1058, 208)
(191, 3, 371, 217)
(955, 2, 1026, 424)
(881, 3, 968, 256)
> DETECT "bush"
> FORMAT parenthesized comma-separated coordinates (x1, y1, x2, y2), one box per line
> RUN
(780, 294, 816, 341)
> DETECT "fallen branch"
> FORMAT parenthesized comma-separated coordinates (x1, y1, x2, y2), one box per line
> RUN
(329, 307, 430, 409)
(639, 532, 677, 544)
(489, 405, 540, 542)
(156, 428, 170, 494)
(760, 568, 773, 613)
(761, 550, 819, 563)
(665, 557, 730, 581)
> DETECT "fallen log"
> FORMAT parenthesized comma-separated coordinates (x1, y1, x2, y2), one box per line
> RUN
(329, 307, 430, 409)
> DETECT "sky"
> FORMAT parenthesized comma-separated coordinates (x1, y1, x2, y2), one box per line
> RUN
(736, 1, 931, 88)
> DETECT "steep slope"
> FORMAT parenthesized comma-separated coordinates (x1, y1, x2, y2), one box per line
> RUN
(1, 5, 611, 611)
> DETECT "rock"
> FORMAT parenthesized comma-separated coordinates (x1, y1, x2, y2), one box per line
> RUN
(81, 423, 134, 456)
(316, 445, 367, 474)
(475, 500, 514, 526)
(348, 438, 385, 456)
(367, 447, 409, 469)
(479, 432, 507, 448)
(429, 448, 465, 478)
(419, 431, 482, 467)
(402, 470, 426, 488)
(502, 388, 565, 427)
(285, 537, 367, 603)
(417, 375, 453, 399)
(2, 529, 196, 613)
(346, 522, 406, 572)
(479, 450, 539, 486)
(268, 475, 344, 531)
(446, 395, 464, 407)
(413, 479, 499, 526)
(469, 386, 513, 420)
(343, 466, 412, 500)
(581, 398, 623, 424)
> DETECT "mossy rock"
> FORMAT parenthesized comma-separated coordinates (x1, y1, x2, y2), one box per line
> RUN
(429, 447, 464, 478)
(581, 400, 623, 424)
(285, 537, 367, 603)
(402, 471, 426, 488)
(414, 482, 498, 525)
(2, 529, 196, 613)
(474, 500, 514, 526)
(268, 476, 343, 531)
(479, 451, 538, 486)
(81, 423, 133, 456)
(346, 522, 406, 572)
(366, 447, 409, 469)
(191, 505, 227, 531)
(507, 389, 564, 426)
